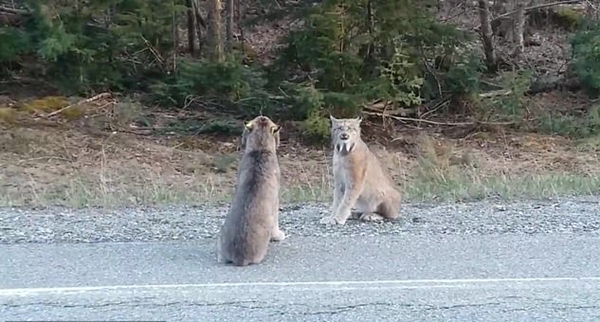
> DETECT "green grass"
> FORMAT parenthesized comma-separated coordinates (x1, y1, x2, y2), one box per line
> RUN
(2, 167, 599, 209)
(406, 170, 600, 203)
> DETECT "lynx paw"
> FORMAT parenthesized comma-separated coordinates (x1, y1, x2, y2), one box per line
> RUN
(359, 212, 385, 222)
(319, 216, 346, 226)
(349, 211, 362, 220)
(271, 229, 286, 242)
(216, 250, 225, 263)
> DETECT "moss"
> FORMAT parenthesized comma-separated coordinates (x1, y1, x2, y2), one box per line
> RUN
(554, 7, 584, 31)
(20, 96, 69, 113)
(61, 105, 85, 120)
(0, 107, 17, 123)
(232, 42, 259, 64)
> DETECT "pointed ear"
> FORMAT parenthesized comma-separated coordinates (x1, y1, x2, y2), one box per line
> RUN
(244, 121, 253, 130)
(271, 124, 281, 135)
(330, 115, 338, 123)
(355, 115, 363, 123)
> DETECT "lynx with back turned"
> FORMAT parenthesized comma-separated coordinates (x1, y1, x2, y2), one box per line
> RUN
(319, 115, 402, 226)
(216, 115, 285, 266)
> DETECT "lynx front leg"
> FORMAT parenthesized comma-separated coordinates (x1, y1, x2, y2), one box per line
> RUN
(215, 229, 227, 263)
(270, 197, 286, 242)
(319, 181, 344, 224)
(331, 183, 343, 215)
(332, 185, 361, 220)
(322, 183, 363, 226)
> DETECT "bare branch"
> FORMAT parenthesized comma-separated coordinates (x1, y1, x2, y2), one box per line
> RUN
(0, 6, 28, 15)
(473, 0, 583, 31)
(363, 111, 516, 127)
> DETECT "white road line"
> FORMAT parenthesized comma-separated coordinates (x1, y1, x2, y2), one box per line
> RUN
(1, 277, 600, 296)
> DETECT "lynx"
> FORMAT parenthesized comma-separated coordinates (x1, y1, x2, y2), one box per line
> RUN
(319, 115, 402, 226)
(216, 116, 285, 266)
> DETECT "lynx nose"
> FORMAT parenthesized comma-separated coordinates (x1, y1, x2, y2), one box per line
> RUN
(340, 133, 349, 140)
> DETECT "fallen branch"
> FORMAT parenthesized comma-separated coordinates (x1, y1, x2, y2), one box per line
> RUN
(473, 0, 583, 31)
(419, 97, 451, 120)
(478, 89, 513, 98)
(0, 6, 29, 15)
(363, 111, 516, 127)
(46, 93, 111, 118)
(362, 100, 417, 116)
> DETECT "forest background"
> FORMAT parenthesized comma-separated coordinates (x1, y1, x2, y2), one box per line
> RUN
(1, 0, 600, 207)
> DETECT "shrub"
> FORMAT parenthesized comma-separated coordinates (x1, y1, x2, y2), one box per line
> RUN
(571, 22, 600, 97)
(1, 0, 187, 94)
(149, 56, 273, 117)
(274, 0, 472, 122)
(444, 52, 484, 98)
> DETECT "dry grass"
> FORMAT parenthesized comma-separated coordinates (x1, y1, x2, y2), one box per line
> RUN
(1, 118, 599, 208)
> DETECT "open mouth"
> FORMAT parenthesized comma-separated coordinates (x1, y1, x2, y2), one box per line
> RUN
(336, 142, 354, 153)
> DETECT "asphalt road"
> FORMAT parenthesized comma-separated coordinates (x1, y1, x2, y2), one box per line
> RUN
(2, 233, 600, 321)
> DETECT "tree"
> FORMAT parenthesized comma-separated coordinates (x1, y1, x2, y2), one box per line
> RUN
(226, 0, 235, 52)
(478, 0, 497, 72)
(207, 0, 224, 62)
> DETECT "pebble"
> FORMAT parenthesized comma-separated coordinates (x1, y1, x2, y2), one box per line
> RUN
(0, 196, 598, 244)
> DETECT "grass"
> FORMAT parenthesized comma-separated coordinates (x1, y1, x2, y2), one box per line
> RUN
(2, 168, 599, 209)
(404, 135, 600, 202)
(1, 116, 600, 209)
(2, 156, 599, 209)
(0, 172, 235, 208)
(407, 169, 600, 203)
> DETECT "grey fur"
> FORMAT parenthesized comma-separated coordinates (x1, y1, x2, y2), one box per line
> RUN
(216, 116, 285, 266)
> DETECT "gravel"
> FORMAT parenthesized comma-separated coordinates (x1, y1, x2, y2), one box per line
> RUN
(0, 196, 599, 244)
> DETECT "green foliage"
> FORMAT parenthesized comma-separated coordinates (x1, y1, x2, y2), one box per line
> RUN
(444, 53, 484, 97)
(304, 109, 331, 144)
(554, 7, 584, 31)
(288, 82, 325, 119)
(496, 70, 532, 120)
(571, 22, 600, 97)
(150, 56, 272, 117)
(0, 28, 32, 63)
(283, 82, 330, 142)
(378, 48, 424, 106)
(537, 104, 600, 138)
(537, 113, 580, 137)
(274, 0, 472, 121)
(3, 0, 596, 143)
(1, 0, 187, 94)
(152, 58, 248, 104)
(586, 104, 600, 136)
(476, 71, 532, 122)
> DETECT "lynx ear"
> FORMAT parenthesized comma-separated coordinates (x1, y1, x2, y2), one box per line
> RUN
(355, 116, 363, 123)
(245, 121, 253, 130)
(330, 115, 339, 123)
(271, 124, 281, 135)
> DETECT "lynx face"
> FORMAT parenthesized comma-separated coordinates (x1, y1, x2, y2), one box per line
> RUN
(330, 115, 362, 154)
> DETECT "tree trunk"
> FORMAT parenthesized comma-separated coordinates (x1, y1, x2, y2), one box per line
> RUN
(478, 0, 497, 73)
(207, 0, 224, 62)
(191, 0, 206, 55)
(185, 0, 196, 57)
(513, 1, 525, 57)
(226, 0, 235, 52)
